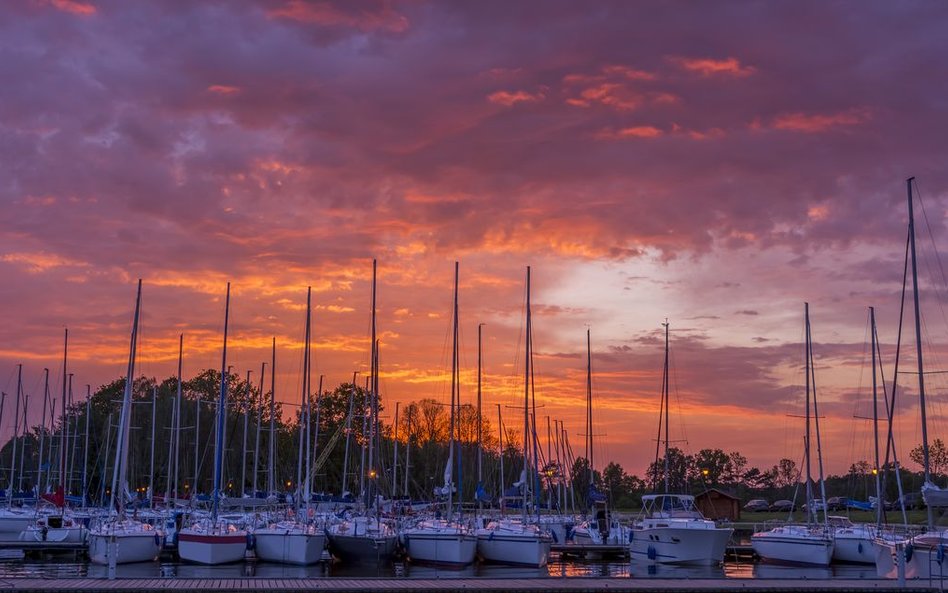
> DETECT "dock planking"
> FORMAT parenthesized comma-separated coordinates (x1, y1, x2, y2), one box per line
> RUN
(0, 578, 939, 593)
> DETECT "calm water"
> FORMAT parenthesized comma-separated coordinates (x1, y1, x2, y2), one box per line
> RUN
(0, 553, 881, 580)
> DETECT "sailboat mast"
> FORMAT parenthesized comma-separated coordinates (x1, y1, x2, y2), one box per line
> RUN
(804, 303, 814, 522)
(268, 338, 276, 495)
(297, 287, 311, 510)
(448, 261, 459, 521)
(586, 328, 593, 490)
(907, 177, 934, 530)
(38, 368, 48, 496)
(497, 403, 504, 516)
(523, 266, 531, 522)
(663, 321, 670, 494)
(809, 307, 829, 529)
(367, 260, 377, 510)
(60, 328, 68, 501)
(211, 282, 231, 521)
(477, 323, 484, 506)
(242, 370, 251, 498)
(110, 279, 142, 516)
(870, 307, 883, 527)
(253, 361, 265, 497)
(82, 386, 90, 506)
(173, 334, 183, 501)
(10, 364, 22, 503)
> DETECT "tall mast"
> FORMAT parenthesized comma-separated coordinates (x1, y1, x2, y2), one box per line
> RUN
(297, 287, 311, 510)
(149, 385, 156, 507)
(663, 321, 670, 494)
(522, 266, 531, 522)
(110, 279, 142, 516)
(907, 177, 934, 530)
(497, 403, 504, 516)
(268, 338, 276, 495)
(38, 368, 49, 496)
(60, 328, 68, 501)
(367, 260, 378, 510)
(10, 364, 22, 503)
(477, 322, 484, 513)
(810, 306, 829, 530)
(253, 361, 266, 497)
(870, 307, 883, 527)
(82, 386, 90, 507)
(242, 370, 251, 498)
(173, 334, 183, 501)
(211, 282, 231, 521)
(804, 303, 813, 523)
(447, 261, 459, 521)
(586, 328, 593, 490)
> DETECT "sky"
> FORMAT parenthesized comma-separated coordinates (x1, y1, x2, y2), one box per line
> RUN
(3, 0, 948, 480)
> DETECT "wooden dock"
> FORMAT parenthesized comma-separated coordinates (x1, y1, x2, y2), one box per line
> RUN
(0, 577, 937, 593)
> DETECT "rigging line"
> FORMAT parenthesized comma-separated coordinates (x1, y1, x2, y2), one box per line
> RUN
(847, 310, 872, 486)
(882, 229, 910, 491)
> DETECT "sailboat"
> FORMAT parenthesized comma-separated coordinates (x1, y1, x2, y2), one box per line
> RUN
(831, 307, 884, 564)
(23, 333, 87, 545)
(177, 283, 249, 565)
(88, 280, 164, 565)
(325, 260, 398, 564)
(0, 365, 34, 542)
(875, 178, 948, 579)
(476, 266, 552, 567)
(254, 287, 326, 565)
(571, 329, 628, 548)
(628, 321, 732, 565)
(402, 262, 478, 567)
(751, 304, 834, 566)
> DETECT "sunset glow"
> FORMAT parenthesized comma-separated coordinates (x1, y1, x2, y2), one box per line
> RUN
(3, 1, 948, 481)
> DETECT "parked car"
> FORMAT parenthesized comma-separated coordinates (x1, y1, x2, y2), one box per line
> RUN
(743, 499, 769, 512)
(803, 498, 825, 513)
(770, 499, 795, 512)
(896, 492, 925, 510)
(826, 496, 847, 511)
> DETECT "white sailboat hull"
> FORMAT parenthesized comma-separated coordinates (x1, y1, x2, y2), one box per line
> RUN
(327, 532, 397, 564)
(0, 512, 35, 540)
(629, 524, 732, 565)
(20, 524, 87, 544)
(751, 528, 834, 566)
(254, 529, 325, 565)
(177, 530, 248, 565)
(476, 533, 551, 566)
(89, 530, 162, 564)
(875, 532, 948, 579)
(832, 526, 877, 564)
(404, 531, 477, 567)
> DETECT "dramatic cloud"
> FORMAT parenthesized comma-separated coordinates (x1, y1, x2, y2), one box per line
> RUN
(1, 0, 948, 475)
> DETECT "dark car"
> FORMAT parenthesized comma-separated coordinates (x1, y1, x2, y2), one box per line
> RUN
(896, 492, 925, 510)
(743, 499, 769, 512)
(826, 496, 847, 511)
(770, 499, 795, 512)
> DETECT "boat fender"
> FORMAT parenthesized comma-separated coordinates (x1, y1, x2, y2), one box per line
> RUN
(647, 545, 657, 560)
(154, 532, 161, 547)
(938, 545, 945, 565)
(628, 530, 633, 543)
(905, 544, 914, 563)
(550, 529, 558, 544)
(858, 542, 863, 554)
(246, 533, 256, 551)
(488, 531, 494, 541)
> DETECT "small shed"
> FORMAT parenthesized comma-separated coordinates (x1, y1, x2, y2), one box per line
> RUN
(695, 488, 740, 521)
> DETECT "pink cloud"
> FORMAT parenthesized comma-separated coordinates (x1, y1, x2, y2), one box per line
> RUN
(771, 107, 872, 133)
(267, 0, 409, 32)
(486, 89, 544, 107)
(668, 56, 756, 77)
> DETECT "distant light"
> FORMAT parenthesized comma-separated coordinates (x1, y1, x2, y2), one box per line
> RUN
(702, 469, 709, 476)
(872, 468, 879, 475)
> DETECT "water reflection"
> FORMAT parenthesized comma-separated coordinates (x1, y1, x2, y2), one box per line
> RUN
(0, 556, 886, 580)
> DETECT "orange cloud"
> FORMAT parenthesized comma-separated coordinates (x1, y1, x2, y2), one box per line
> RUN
(487, 90, 545, 107)
(669, 56, 756, 77)
(595, 126, 664, 140)
(207, 85, 241, 95)
(268, 0, 409, 33)
(772, 108, 871, 133)
(0, 251, 89, 273)
(43, 0, 96, 16)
